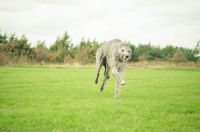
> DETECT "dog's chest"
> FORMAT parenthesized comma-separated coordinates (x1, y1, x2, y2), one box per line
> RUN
(116, 62, 126, 72)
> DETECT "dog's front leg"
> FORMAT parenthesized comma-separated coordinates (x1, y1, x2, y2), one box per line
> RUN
(111, 68, 125, 85)
(114, 78, 120, 98)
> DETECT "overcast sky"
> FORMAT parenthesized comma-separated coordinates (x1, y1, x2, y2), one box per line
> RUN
(1, 0, 200, 48)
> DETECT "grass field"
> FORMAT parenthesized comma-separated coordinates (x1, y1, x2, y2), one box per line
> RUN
(0, 66, 200, 132)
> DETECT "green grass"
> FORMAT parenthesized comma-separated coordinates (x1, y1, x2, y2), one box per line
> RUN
(0, 66, 200, 132)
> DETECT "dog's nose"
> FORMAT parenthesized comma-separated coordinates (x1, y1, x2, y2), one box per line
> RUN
(125, 55, 129, 58)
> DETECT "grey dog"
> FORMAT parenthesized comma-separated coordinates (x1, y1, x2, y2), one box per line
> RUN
(94, 39, 132, 98)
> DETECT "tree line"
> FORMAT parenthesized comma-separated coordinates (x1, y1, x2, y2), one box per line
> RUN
(0, 30, 199, 66)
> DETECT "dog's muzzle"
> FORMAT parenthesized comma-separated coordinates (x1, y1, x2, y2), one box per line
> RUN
(123, 55, 129, 63)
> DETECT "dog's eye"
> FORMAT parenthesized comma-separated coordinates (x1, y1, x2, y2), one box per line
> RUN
(122, 50, 124, 52)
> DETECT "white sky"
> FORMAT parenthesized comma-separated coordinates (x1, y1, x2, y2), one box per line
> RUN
(0, 0, 200, 48)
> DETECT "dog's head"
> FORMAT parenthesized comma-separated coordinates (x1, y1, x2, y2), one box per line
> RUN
(117, 43, 132, 63)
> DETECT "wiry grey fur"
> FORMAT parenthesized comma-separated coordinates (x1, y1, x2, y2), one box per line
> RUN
(94, 39, 132, 98)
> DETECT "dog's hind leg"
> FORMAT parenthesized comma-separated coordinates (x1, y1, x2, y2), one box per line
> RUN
(94, 65, 101, 84)
(103, 57, 110, 80)
(94, 64, 102, 85)
(94, 51, 104, 84)
(100, 62, 109, 92)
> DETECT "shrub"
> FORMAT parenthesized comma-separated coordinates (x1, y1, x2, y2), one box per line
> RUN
(35, 49, 48, 62)
(64, 55, 74, 64)
(172, 51, 187, 62)
(138, 54, 146, 62)
(0, 53, 10, 66)
(75, 52, 90, 65)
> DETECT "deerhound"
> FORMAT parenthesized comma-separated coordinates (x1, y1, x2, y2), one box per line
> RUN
(94, 39, 132, 98)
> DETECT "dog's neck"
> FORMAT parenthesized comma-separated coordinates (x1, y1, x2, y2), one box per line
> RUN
(115, 55, 126, 64)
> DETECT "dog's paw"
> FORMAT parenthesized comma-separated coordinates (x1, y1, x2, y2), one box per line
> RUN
(120, 80, 125, 85)
(114, 95, 120, 98)
(94, 79, 98, 84)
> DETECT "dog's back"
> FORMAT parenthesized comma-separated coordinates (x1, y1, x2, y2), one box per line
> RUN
(97, 39, 121, 55)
